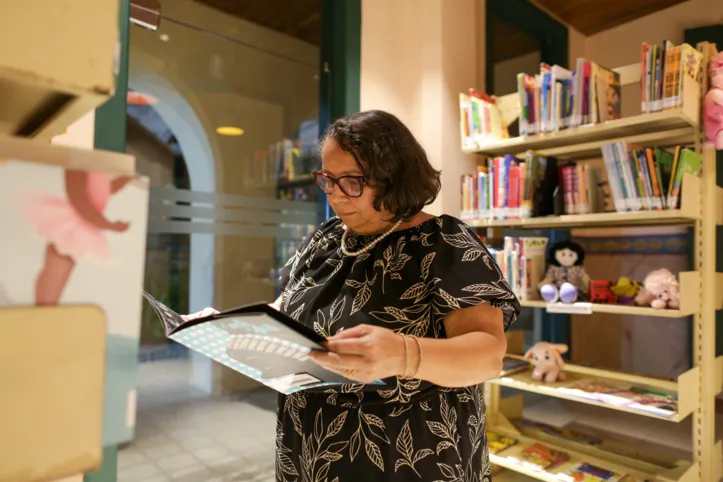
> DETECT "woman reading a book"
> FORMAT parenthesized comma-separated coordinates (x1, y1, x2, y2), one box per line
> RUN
(186, 110, 519, 481)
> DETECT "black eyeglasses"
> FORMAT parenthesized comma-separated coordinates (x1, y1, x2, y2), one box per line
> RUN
(313, 170, 367, 198)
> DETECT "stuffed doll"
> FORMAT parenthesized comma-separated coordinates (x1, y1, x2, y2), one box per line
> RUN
(704, 51, 723, 150)
(524, 342, 568, 383)
(538, 240, 591, 303)
(634, 268, 680, 309)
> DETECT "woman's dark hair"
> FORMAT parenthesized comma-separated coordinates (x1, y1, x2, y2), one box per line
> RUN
(319, 110, 441, 222)
(546, 240, 585, 266)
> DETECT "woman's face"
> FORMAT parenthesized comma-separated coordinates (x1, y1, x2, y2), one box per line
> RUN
(319, 138, 386, 234)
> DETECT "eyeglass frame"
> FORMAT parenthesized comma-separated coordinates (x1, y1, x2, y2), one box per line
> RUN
(313, 170, 368, 198)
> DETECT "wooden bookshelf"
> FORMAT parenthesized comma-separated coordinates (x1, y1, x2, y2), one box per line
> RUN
(464, 172, 713, 230)
(490, 355, 699, 423)
(466, 47, 723, 482)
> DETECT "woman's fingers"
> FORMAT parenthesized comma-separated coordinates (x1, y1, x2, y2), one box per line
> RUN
(308, 350, 366, 370)
(181, 307, 218, 321)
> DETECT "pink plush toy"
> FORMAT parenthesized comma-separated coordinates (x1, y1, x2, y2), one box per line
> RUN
(523, 342, 568, 383)
(704, 52, 723, 150)
(634, 268, 680, 310)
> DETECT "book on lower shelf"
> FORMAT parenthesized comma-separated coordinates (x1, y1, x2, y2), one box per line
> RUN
(487, 430, 635, 481)
(485, 237, 548, 301)
(559, 379, 678, 418)
(142, 291, 385, 394)
(600, 141, 701, 212)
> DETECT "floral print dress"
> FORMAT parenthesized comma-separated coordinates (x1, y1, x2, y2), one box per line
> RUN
(276, 215, 520, 482)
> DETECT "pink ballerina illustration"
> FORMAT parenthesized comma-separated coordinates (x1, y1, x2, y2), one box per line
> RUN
(25, 170, 135, 306)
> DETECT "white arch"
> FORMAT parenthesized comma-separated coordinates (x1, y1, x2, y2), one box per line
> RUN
(128, 52, 217, 321)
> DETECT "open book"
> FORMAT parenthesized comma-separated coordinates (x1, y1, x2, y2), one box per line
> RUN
(142, 292, 385, 394)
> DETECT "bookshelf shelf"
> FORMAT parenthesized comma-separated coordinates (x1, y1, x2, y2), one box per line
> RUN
(487, 425, 696, 482)
(465, 172, 703, 230)
(463, 107, 698, 159)
(517, 270, 701, 318)
(490, 355, 699, 423)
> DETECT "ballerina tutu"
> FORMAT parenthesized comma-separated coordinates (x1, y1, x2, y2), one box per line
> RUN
(25, 171, 113, 262)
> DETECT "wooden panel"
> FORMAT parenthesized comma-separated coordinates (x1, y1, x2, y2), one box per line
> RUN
(535, 0, 688, 35)
(194, 0, 321, 45)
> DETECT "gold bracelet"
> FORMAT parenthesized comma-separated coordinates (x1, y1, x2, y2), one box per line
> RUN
(398, 333, 410, 378)
(408, 335, 423, 379)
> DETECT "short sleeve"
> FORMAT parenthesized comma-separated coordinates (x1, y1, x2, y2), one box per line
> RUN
(278, 217, 337, 292)
(428, 221, 520, 331)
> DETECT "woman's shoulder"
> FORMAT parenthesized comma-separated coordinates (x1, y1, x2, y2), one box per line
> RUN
(419, 214, 484, 247)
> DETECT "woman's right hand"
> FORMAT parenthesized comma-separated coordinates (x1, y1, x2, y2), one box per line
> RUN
(181, 307, 219, 321)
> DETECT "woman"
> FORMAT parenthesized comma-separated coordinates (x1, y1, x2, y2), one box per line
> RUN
(188, 110, 519, 481)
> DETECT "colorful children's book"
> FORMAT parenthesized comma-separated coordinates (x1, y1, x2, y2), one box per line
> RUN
(563, 462, 625, 481)
(500, 356, 531, 377)
(518, 443, 570, 471)
(487, 431, 518, 454)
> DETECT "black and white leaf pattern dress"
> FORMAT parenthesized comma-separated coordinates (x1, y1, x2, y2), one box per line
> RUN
(276, 215, 520, 482)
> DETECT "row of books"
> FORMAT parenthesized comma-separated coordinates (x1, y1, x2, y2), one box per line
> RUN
(601, 141, 701, 212)
(488, 432, 634, 481)
(460, 151, 607, 220)
(517, 58, 621, 136)
(641, 41, 703, 113)
(459, 89, 509, 150)
(246, 139, 317, 187)
(487, 237, 548, 301)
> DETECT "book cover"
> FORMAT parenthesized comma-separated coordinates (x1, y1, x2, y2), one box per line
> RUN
(500, 356, 531, 376)
(487, 431, 518, 454)
(563, 462, 625, 481)
(142, 291, 386, 394)
(0, 146, 149, 446)
(519, 442, 569, 471)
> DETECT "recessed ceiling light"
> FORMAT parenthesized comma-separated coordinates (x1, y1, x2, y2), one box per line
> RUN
(216, 126, 244, 136)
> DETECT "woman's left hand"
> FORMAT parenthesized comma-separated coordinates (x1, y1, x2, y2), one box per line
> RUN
(308, 324, 406, 384)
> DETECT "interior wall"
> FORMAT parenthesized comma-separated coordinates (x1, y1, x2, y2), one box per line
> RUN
(360, 0, 484, 217)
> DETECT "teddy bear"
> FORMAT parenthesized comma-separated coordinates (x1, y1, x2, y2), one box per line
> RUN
(704, 51, 723, 150)
(634, 268, 680, 310)
(523, 342, 569, 383)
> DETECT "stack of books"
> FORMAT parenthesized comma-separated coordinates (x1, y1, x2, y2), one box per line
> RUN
(459, 89, 509, 150)
(486, 237, 548, 301)
(601, 141, 702, 212)
(640, 41, 703, 113)
(516, 59, 621, 136)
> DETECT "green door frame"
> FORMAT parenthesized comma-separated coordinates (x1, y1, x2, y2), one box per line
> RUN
(486, 0, 571, 348)
(318, 0, 361, 220)
(85, 0, 131, 481)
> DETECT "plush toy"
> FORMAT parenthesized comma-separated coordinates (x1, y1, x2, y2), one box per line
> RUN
(538, 240, 591, 303)
(704, 52, 723, 150)
(590, 280, 616, 303)
(523, 342, 568, 383)
(610, 276, 641, 305)
(634, 268, 680, 309)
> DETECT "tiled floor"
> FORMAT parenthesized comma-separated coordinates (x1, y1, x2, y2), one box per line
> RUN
(119, 357, 277, 482)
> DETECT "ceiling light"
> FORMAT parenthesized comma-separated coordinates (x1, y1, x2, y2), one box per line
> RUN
(216, 126, 244, 136)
